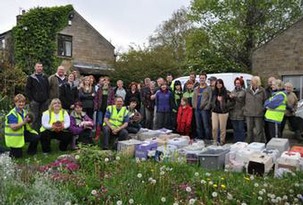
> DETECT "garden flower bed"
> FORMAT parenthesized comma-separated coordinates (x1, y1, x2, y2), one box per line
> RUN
(1, 145, 303, 205)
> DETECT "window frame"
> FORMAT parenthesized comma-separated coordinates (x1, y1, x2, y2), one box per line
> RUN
(57, 34, 73, 57)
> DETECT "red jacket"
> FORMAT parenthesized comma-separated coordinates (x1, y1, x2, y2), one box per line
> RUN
(176, 105, 193, 135)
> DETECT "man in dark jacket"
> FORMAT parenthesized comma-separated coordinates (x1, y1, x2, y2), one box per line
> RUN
(25, 62, 49, 131)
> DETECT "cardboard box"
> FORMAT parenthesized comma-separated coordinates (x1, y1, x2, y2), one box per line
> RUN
(117, 139, 142, 157)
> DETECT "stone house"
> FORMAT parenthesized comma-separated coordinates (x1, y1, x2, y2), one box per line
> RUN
(0, 9, 115, 76)
(252, 17, 303, 99)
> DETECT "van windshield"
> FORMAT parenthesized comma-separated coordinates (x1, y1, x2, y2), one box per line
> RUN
(246, 79, 251, 88)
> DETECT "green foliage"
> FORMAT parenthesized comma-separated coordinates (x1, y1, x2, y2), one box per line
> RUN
(112, 46, 184, 83)
(185, 28, 244, 73)
(189, 0, 303, 71)
(11, 5, 74, 75)
(0, 61, 26, 114)
(0, 154, 76, 205)
(3, 145, 303, 204)
(71, 149, 303, 204)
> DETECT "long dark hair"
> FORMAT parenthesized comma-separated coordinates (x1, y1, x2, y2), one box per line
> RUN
(214, 79, 226, 96)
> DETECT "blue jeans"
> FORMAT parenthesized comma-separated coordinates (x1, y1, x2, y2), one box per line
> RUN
(195, 109, 211, 140)
(231, 120, 246, 142)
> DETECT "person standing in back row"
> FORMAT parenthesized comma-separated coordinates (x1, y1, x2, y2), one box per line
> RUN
(281, 82, 303, 141)
(49, 65, 67, 100)
(25, 62, 50, 132)
(264, 79, 287, 142)
(229, 77, 246, 142)
(244, 76, 266, 143)
(192, 72, 212, 140)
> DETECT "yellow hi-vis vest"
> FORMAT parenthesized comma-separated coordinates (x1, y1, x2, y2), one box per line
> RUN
(103, 105, 128, 128)
(265, 91, 287, 123)
(40, 110, 65, 132)
(5, 108, 38, 148)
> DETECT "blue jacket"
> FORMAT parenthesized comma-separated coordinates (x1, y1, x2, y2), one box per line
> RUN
(264, 90, 286, 109)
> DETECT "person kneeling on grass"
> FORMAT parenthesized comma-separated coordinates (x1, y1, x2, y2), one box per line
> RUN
(40, 98, 72, 153)
(69, 101, 94, 147)
(126, 97, 142, 134)
(5, 94, 39, 158)
(102, 96, 129, 150)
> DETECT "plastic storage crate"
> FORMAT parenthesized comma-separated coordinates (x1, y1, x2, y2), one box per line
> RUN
(247, 142, 266, 152)
(290, 146, 303, 157)
(135, 141, 158, 160)
(168, 137, 190, 148)
(266, 138, 290, 156)
(198, 149, 229, 170)
(247, 153, 274, 176)
(138, 130, 161, 141)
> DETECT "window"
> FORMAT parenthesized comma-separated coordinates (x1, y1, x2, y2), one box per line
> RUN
(282, 75, 303, 99)
(57, 34, 72, 57)
(0, 38, 5, 49)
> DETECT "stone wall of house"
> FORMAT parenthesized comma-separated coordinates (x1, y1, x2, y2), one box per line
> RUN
(252, 18, 303, 79)
(59, 11, 115, 69)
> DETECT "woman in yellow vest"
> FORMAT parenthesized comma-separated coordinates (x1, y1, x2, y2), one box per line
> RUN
(102, 96, 129, 150)
(40, 98, 72, 153)
(264, 79, 287, 142)
(4, 94, 39, 158)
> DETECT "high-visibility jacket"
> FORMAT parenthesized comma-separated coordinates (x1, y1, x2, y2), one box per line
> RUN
(265, 91, 287, 123)
(40, 110, 65, 132)
(5, 108, 38, 148)
(103, 105, 128, 128)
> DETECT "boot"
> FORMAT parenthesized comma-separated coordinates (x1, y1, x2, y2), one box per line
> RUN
(94, 125, 101, 142)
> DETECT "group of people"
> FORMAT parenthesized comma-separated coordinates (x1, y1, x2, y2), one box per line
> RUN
(3, 62, 302, 157)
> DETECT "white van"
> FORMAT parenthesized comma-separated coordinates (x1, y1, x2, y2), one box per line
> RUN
(173, 72, 253, 91)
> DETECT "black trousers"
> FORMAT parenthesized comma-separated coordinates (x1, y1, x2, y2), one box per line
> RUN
(265, 121, 282, 143)
(78, 129, 93, 144)
(9, 130, 40, 158)
(40, 130, 72, 153)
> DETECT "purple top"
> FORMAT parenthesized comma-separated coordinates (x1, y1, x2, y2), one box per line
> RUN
(69, 111, 94, 135)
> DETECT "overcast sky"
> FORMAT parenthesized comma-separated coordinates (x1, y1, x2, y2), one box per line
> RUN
(0, 0, 191, 51)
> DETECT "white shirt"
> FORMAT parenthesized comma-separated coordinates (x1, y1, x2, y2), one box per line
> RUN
(41, 110, 70, 130)
(116, 88, 126, 100)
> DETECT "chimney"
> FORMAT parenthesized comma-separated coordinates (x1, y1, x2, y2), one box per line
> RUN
(16, 10, 26, 25)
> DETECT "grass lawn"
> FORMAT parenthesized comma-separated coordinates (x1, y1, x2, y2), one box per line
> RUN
(1, 137, 303, 205)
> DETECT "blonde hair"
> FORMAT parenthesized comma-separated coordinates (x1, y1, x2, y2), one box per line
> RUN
(14, 94, 26, 103)
(284, 82, 294, 91)
(81, 76, 93, 92)
(48, 98, 62, 112)
(251, 76, 262, 87)
(273, 79, 284, 90)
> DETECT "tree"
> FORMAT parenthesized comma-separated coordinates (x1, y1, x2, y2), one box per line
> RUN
(149, 7, 192, 71)
(112, 45, 181, 85)
(0, 61, 27, 100)
(189, 0, 303, 71)
(185, 27, 244, 73)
